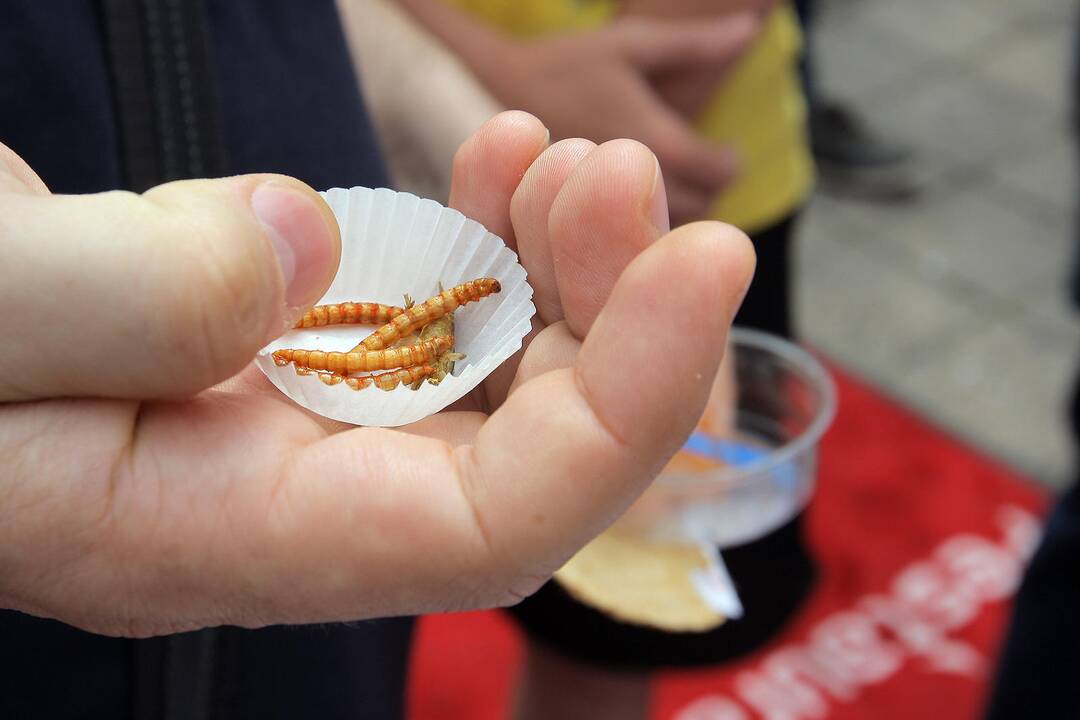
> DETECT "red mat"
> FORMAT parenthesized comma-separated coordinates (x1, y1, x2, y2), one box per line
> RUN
(407, 367, 1048, 720)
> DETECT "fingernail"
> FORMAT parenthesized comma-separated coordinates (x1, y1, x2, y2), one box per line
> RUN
(251, 182, 338, 310)
(649, 157, 670, 234)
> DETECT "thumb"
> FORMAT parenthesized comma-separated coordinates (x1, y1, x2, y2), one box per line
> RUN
(0, 174, 340, 401)
(613, 12, 760, 72)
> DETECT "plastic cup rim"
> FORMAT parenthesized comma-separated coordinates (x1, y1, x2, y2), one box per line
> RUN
(658, 326, 838, 490)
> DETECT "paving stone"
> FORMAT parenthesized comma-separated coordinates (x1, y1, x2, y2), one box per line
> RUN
(856, 0, 1027, 61)
(992, 134, 1077, 221)
(890, 320, 1079, 487)
(980, 20, 1073, 116)
(794, 197, 986, 380)
(1023, 292, 1080, 352)
(797, 0, 1079, 487)
(834, 183, 1073, 309)
(862, 67, 1055, 174)
(814, 14, 927, 98)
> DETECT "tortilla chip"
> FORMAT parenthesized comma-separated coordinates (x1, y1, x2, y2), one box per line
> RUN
(554, 530, 727, 632)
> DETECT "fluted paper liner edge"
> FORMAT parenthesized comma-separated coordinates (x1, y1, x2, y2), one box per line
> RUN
(255, 187, 535, 427)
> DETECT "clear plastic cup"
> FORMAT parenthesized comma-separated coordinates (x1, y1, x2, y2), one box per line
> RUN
(615, 327, 838, 549)
(508, 329, 838, 667)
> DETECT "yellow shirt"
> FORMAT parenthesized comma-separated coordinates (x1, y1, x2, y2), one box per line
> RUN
(449, 0, 813, 234)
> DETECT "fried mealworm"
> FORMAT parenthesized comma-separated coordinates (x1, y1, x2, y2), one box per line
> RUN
(273, 335, 455, 374)
(293, 302, 405, 329)
(306, 365, 437, 391)
(352, 293, 417, 353)
(355, 278, 500, 351)
(410, 312, 465, 389)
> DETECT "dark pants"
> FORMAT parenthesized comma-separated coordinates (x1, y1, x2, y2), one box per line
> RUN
(792, 0, 818, 109)
(985, 29, 1080, 713)
(0, 3, 412, 718)
(0, 613, 414, 720)
(984, 378, 1080, 719)
(735, 216, 796, 339)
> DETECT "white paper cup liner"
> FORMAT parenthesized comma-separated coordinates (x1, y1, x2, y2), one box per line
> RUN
(255, 186, 535, 427)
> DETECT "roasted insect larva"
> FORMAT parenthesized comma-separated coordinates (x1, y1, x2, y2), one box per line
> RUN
(294, 301, 405, 329)
(356, 278, 500, 351)
(273, 335, 455, 374)
(351, 293, 417, 353)
(410, 312, 465, 389)
(307, 365, 437, 391)
(273, 277, 499, 394)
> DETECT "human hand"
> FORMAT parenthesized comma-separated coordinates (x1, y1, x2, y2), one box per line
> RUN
(0, 112, 754, 637)
(471, 15, 760, 225)
(620, 0, 774, 119)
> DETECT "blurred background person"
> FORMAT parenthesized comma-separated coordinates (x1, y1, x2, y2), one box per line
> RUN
(387, 0, 814, 342)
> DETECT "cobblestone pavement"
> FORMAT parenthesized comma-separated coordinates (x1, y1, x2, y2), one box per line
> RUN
(798, 0, 1079, 487)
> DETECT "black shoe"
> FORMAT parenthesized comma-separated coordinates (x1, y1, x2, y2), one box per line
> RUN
(809, 99, 921, 202)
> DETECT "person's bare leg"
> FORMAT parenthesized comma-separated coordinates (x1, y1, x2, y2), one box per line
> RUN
(513, 640, 649, 720)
